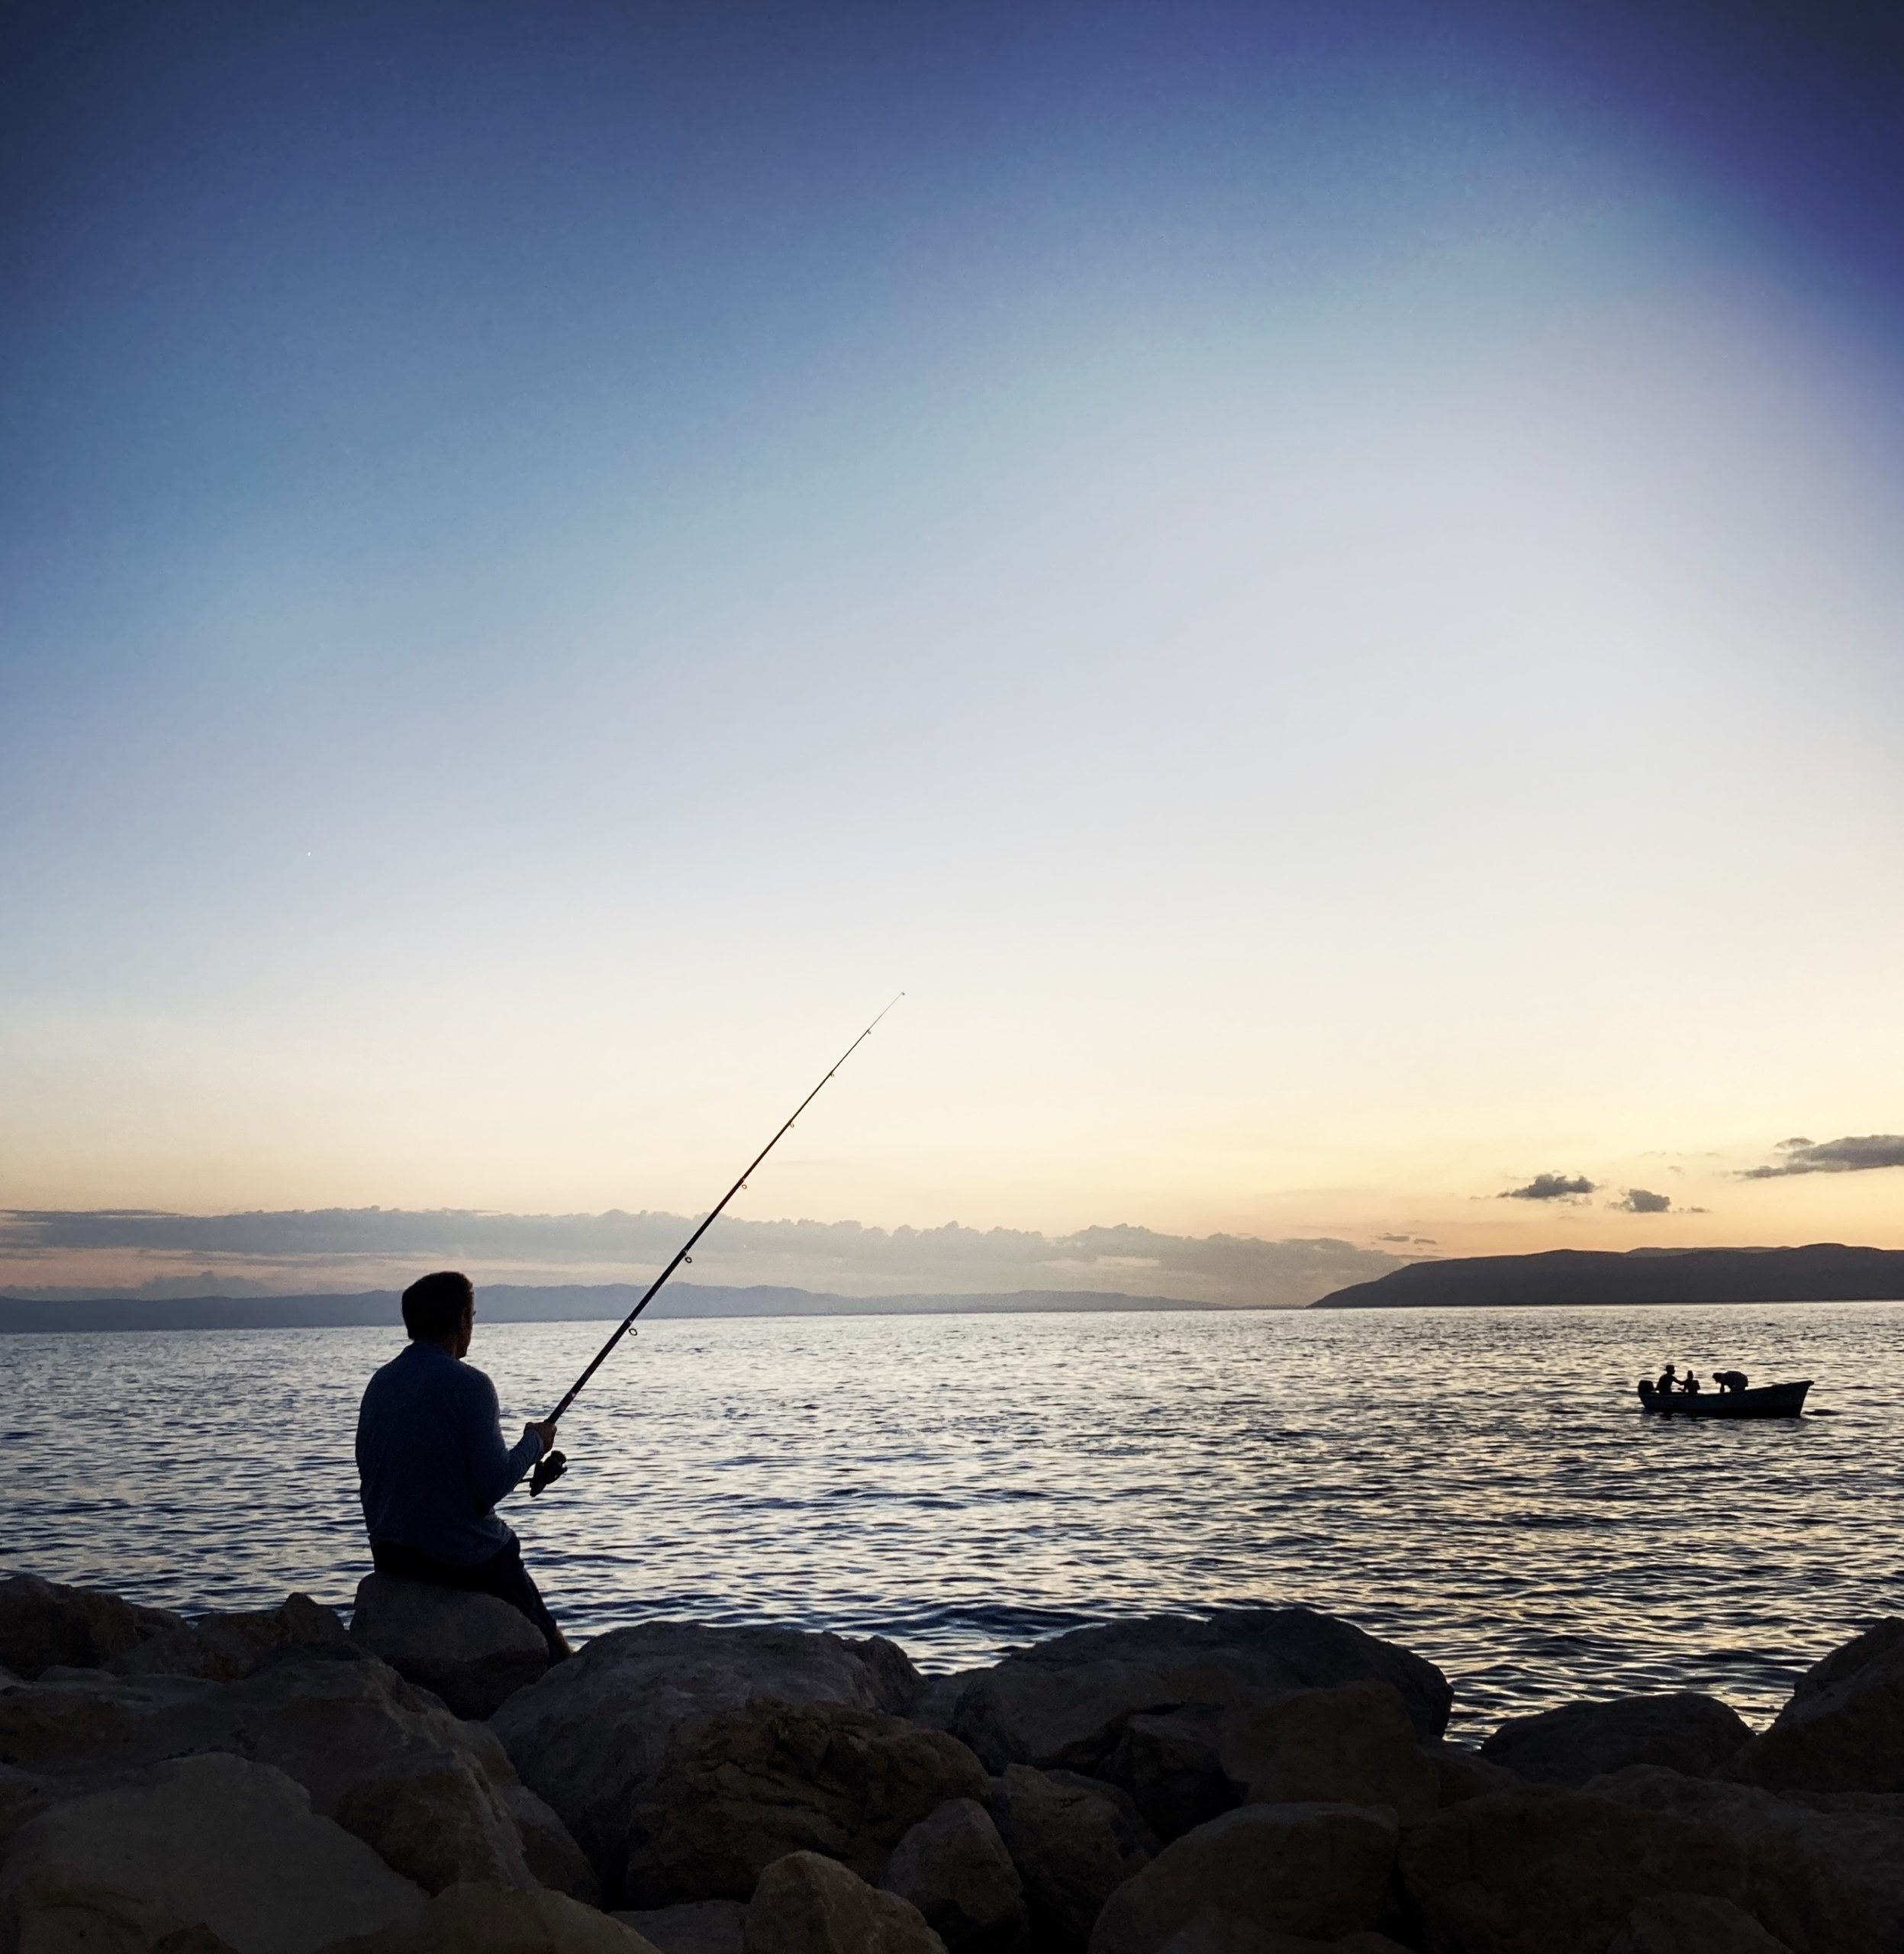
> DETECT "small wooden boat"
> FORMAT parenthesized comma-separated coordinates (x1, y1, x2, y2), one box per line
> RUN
(1638, 1381, 1811, 1418)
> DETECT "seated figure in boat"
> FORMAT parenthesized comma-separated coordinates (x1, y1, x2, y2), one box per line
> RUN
(1680, 1370, 1702, 1395)
(1713, 1369, 1749, 1393)
(1654, 1362, 1679, 1396)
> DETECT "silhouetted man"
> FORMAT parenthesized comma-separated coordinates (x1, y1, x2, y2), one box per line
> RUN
(356, 1270, 568, 1659)
(1654, 1362, 1678, 1396)
(1714, 1369, 1749, 1394)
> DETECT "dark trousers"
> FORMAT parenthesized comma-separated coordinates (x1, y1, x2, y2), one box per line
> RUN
(372, 1536, 567, 1662)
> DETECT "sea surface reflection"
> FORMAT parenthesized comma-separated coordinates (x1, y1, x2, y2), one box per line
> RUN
(5, 1302, 1900, 1733)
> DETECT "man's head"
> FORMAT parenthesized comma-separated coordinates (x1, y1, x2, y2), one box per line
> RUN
(402, 1270, 475, 1356)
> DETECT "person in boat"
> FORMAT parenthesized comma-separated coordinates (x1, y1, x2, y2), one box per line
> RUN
(356, 1269, 569, 1660)
(1713, 1369, 1749, 1394)
(1681, 1370, 1702, 1395)
(1654, 1362, 1679, 1396)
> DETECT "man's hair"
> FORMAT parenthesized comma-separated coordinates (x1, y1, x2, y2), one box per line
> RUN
(401, 1270, 474, 1342)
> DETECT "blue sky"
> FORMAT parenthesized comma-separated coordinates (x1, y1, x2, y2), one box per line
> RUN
(5, 1, 1904, 1292)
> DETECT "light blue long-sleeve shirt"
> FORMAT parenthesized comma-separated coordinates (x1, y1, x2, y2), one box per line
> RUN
(355, 1341, 542, 1566)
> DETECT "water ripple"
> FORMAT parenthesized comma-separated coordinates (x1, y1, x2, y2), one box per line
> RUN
(3, 1304, 1900, 1733)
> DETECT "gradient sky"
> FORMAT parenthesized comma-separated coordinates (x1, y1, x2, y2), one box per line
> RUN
(5, 1, 1904, 1291)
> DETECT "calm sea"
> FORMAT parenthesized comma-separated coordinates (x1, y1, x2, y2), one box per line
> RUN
(5, 1304, 1899, 1735)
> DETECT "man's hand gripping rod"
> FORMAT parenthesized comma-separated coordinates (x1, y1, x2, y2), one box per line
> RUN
(529, 995, 904, 1495)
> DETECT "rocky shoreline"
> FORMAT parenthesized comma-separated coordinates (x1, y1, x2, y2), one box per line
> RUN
(2, 1572, 1899, 1954)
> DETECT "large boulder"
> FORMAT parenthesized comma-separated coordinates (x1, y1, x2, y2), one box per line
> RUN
(350, 1576, 549, 1720)
(743, 1852, 946, 1954)
(621, 1701, 989, 1906)
(909, 1674, 983, 1734)
(841, 1640, 928, 1719)
(881, 1797, 1026, 1952)
(491, 1623, 907, 1891)
(0, 1651, 544, 1894)
(0, 1574, 184, 1680)
(950, 1612, 1449, 1773)
(1480, 1695, 1753, 1786)
(318, 1881, 663, 1954)
(333, 1748, 540, 1894)
(1152, 1916, 1409, 1954)
(508, 1785, 603, 1904)
(0, 1752, 425, 1954)
(108, 1593, 353, 1682)
(0, 1762, 57, 1855)
(989, 1766, 1155, 1954)
(1723, 1621, 1904, 1794)
(1217, 1684, 1435, 1823)
(1086, 1708, 1235, 1841)
(1607, 1893, 1793, 1954)
(1081, 1683, 1435, 1840)
(1087, 1804, 1397, 1954)
(1595, 1762, 1904, 1954)
(1394, 1787, 1751, 1954)
(1786, 1620, 1904, 1705)
(613, 1902, 747, 1954)
(1423, 1744, 1522, 1807)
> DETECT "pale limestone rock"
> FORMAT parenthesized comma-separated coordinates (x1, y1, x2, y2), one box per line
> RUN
(1480, 1694, 1753, 1787)
(743, 1853, 945, 1954)
(1606, 1892, 1793, 1954)
(1594, 1762, 1904, 1954)
(350, 1577, 547, 1720)
(0, 1575, 184, 1682)
(880, 1797, 1026, 1952)
(317, 1881, 662, 1954)
(1152, 1910, 1410, 1954)
(491, 1624, 909, 1895)
(949, 1612, 1449, 1775)
(0, 1651, 546, 1896)
(988, 1766, 1154, 1954)
(333, 1748, 537, 1894)
(507, 1785, 602, 1904)
(1086, 1804, 1397, 1954)
(611, 1901, 746, 1954)
(1086, 1708, 1234, 1840)
(1723, 1621, 1904, 1794)
(1422, 1743, 1522, 1807)
(108, 1594, 352, 1683)
(1217, 1683, 1436, 1823)
(0, 1752, 424, 1954)
(1395, 1786, 1750, 1954)
(839, 1640, 926, 1718)
(621, 1702, 988, 1906)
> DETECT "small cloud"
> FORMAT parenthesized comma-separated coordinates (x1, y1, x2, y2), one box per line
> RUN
(1741, 1134, 1904, 1180)
(1413, 1236, 1437, 1246)
(1612, 1188, 1672, 1214)
(1377, 1233, 1413, 1243)
(1499, 1173, 1598, 1202)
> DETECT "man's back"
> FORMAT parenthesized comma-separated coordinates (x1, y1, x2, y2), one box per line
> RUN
(356, 1341, 536, 1566)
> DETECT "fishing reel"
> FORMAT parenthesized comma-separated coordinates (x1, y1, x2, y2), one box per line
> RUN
(530, 1449, 568, 1497)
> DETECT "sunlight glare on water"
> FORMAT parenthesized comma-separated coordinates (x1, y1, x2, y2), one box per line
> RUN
(5, 1303, 1900, 1734)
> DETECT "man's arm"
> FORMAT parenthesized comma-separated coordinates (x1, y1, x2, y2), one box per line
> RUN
(462, 1370, 550, 1512)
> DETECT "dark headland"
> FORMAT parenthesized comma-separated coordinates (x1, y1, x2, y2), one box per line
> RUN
(1313, 1243, 1904, 1309)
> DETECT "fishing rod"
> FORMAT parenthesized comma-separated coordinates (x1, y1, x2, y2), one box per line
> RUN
(528, 993, 904, 1495)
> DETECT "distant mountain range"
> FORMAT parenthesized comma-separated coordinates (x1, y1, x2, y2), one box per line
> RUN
(0, 1282, 1231, 1333)
(1312, 1244, 1904, 1309)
